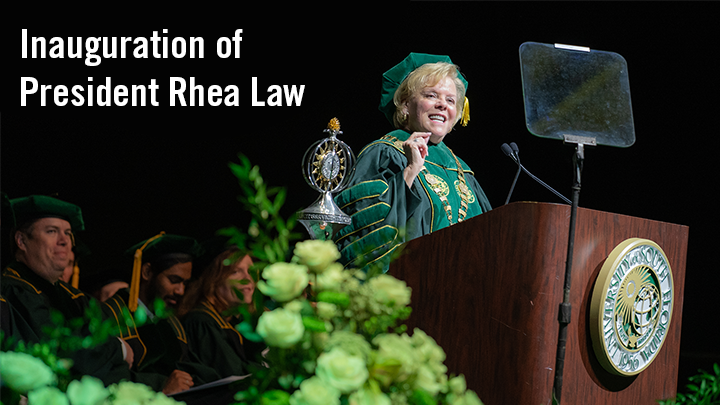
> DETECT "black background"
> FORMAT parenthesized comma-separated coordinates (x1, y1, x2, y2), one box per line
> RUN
(3, 3, 718, 392)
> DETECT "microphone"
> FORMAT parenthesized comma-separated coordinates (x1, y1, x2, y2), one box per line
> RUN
(501, 143, 521, 204)
(509, 142, 519, 161)
(501, 142, 572, 205)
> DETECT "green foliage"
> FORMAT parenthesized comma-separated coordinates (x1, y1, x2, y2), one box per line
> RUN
(221, 153, 303, 269)
(1, 292, 171, 400)
(2, 298, 126, 392)
(658, 364, 720, 405)
(222, 153, 304, 347)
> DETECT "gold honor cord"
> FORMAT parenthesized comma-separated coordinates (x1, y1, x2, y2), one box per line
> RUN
(128, 231, 166, 312)
(461, 97, 470, 127)
(71, 263, 80, 289)
(68, 231, 79, 288)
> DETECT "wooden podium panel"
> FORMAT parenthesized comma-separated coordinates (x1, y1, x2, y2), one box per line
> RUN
(389, 202, 688, 405)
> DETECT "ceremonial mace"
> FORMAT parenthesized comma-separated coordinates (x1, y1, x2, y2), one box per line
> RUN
(297, 118, 356, 240)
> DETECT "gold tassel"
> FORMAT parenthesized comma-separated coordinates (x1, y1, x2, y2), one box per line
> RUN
(461, 97, 470, 127)
(128, 231, 165, 312)
(71, 263, 80, 289)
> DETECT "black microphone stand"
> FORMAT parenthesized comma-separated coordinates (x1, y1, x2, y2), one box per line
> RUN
(552, 134, 595, 404)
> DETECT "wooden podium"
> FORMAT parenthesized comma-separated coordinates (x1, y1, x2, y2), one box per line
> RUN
(389, 202, 688, 404)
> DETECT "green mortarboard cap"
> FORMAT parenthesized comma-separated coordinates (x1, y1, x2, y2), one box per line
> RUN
(378, 53, 468, 126)
(10, 195, 85, 231)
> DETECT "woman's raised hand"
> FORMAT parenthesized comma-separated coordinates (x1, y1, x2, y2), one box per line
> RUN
(402, 132, 431, 188)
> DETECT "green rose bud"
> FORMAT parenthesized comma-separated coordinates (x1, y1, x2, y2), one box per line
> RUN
(316, 302, 338, 320)
(410, 328, 446, 365)
(368, 274, 411, 308)
(324, 331, 372, 361)
(348, 383, 391, 405)
(27, 386, 68, 405)
(256, 308, 305, 348)
(447, 390, 483, 405)
(414, 365, 444, 397)
(0, 351, 56, 393)
(372, 334, 418, 384)
(284, 299, 305, 313)
(447, 375, 467, 396)
(257, 262, 309, 302)
(314, 264, 345, 292)
(293, 240, 341, 273)
(289, 376, 341, 405)
(316, 348, 369, 394)
(463, 390, 483, 405)
(66, 375, 109, 405)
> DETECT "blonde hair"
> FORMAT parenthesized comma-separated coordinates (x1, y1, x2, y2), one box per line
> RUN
(392, 62, 466, 129)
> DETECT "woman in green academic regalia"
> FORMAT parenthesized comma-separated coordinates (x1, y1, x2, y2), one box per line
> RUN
(333, 53, 492, 273)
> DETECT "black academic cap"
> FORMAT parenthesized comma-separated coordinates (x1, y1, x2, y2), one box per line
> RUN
(125, 232, 203, 311)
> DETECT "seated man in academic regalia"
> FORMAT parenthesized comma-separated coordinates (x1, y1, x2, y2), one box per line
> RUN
(103, 232, 221, 395)
(1, 195, 134, 384)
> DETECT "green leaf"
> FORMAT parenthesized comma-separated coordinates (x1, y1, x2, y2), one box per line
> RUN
(317, 291, 350, 308)
(260, 389, 290, 405)
(228, 161, 247, 180)
(273, 188, 286, 211)
(409, 389, 437, 405)
(301, 316, 327, 332)
(237, 322, 264, 343)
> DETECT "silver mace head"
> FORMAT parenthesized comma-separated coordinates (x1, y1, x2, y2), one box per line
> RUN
(297, 118, 356, 240)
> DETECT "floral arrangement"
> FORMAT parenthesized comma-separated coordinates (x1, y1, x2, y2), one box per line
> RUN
(231, 238, 484, 405)
(216, 154, 484, 404)
(0, 154, 483, 405)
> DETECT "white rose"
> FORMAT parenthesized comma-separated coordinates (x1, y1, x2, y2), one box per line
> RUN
(413, 364, 444, 397)
(316, 302, 338, 320)
(348, 385, 391, 405)
(257, 262, 309, 302)
(314, 264, 345, 292)
(316, 348, 368, 394)
(0, 351, 56, 393)
(368, 274, 411, 308)
(256, 308, 305, 348)
(288, 376, 341, 405)
(293, 240, 341, 273)
(372, 333, 418, 385)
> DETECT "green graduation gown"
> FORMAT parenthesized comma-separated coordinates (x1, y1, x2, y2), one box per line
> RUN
(334, 129, 492, 272)
(1, 261, 131, 384)
(181, 301, 267, 379)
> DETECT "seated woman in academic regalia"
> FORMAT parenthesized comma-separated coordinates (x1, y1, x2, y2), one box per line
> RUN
(178, 239, 267, 378)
